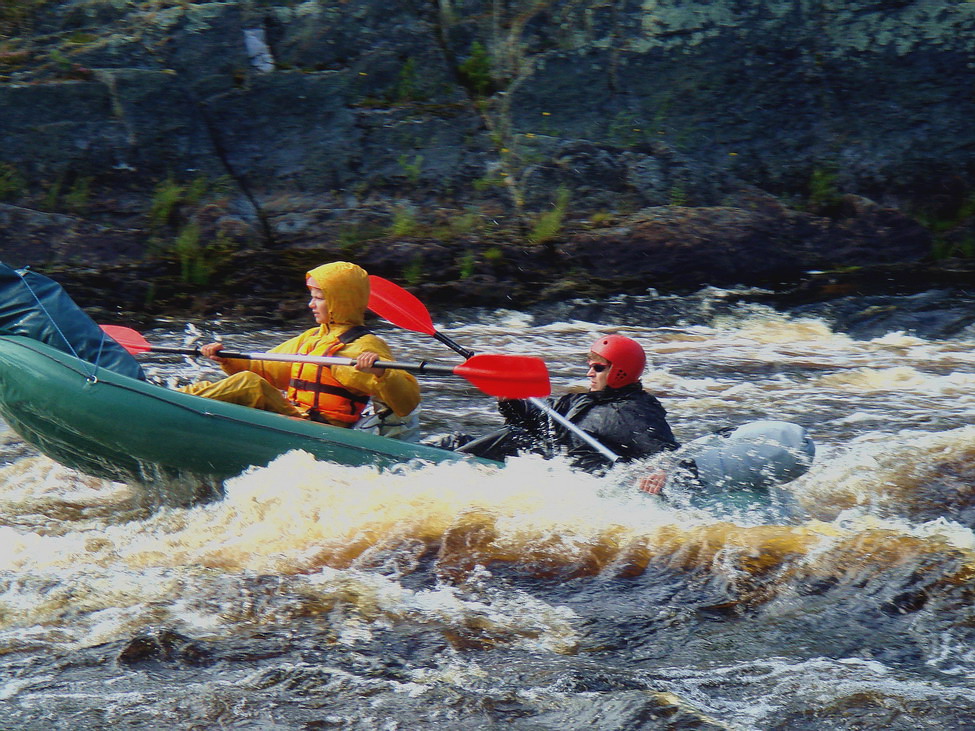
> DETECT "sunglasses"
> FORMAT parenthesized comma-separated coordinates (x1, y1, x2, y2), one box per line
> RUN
(587, 362, 609, 373)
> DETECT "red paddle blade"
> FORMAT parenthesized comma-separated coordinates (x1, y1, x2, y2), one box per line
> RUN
(454, 354, 551, 399)
(368, 275, 436, 335)
(100, 324, 152, 354)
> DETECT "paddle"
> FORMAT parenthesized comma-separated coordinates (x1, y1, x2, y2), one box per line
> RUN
(366, 276, 622, 463)
(368, 275, 475, 359)
(99, 325, 550, 400)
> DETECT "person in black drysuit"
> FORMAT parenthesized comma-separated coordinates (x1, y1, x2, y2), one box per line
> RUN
(451, 334, 680, 476)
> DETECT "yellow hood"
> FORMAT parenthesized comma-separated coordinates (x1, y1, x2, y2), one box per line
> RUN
(306, 261, 369, 326)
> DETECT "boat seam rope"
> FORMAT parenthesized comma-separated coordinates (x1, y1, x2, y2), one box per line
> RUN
(18, 269, 102, 382)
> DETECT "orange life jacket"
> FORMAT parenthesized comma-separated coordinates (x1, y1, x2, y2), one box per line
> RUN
(286, 326, 371, 425)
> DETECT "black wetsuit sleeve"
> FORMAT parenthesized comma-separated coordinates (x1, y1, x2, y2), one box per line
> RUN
(498, 398, 545, 432)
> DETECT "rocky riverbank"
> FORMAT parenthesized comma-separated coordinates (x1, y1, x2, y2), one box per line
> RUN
(3, 187, 974, 327)
(1, 1, 973, 319)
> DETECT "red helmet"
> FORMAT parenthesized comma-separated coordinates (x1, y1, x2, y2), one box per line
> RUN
(590, 334, 646, 388)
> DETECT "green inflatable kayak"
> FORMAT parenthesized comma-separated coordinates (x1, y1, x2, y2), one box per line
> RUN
(0, 335, 486, 493)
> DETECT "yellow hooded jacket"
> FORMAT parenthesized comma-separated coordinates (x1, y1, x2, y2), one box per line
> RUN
(218, 262, 420, 426)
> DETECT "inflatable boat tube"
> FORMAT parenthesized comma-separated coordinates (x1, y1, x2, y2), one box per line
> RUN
(685, 420, 815, 491)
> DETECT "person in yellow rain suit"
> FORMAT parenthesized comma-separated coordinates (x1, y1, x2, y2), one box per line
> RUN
(180, 261, 420, 430)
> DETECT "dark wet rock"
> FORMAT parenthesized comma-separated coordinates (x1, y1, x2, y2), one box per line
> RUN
(0, 203, 148, 269)
(782, 288, 975, 340)
(558, 194, 932, 291)
(117, 629, 212, 667)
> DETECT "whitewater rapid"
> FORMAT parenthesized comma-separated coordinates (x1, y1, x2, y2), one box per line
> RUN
(2, 290, 975, 729)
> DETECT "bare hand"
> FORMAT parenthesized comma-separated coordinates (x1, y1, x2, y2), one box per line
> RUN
(636, 469, 667, 495)
(354, 351, 384, 376)
(199, 342, 225, 362)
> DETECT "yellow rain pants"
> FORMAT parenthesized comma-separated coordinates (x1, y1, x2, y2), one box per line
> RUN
(179, 371, 303, 418)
